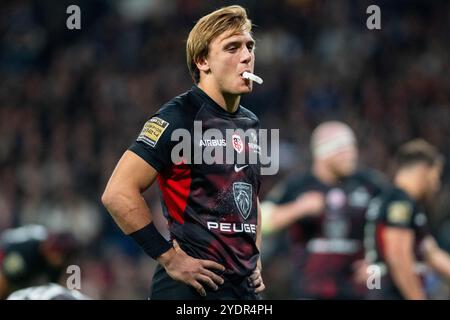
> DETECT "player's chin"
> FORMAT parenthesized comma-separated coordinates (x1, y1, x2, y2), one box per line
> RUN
(237, 84, 253, 94)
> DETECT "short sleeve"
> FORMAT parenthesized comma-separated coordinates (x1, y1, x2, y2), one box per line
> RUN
(365, 169, 389, 196)
(384, 200, 414, 229)
(129, 104, 187, 173)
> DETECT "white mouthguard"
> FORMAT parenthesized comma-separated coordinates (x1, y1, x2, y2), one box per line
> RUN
(242, 71, 263, 85)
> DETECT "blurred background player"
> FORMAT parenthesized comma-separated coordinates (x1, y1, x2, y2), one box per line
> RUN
(0, 224, 79, 299)
(364, 139, 450, 299)
(261, 121, 386, 299)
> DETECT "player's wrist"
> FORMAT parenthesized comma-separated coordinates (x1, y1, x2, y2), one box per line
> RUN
(128, 222, 173, 260)
(292, 199, 307, 216)
(156, 247, 177, 267)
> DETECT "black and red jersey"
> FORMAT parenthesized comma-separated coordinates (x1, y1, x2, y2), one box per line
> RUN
(129, 85, 261, 280)
(267, 170, 385, 299)
(364, 186, 431, 299)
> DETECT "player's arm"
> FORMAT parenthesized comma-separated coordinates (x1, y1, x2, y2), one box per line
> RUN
(0, 272, 10, 299)
(249, 198, 265, 293)
(102, 151, 156, 233)
(256, 198, 262, 252)
(261, 191, 324, 235)
(422, 236, 450, 281)
(102, 151, 224, 296)
(383, 226, 426, 299)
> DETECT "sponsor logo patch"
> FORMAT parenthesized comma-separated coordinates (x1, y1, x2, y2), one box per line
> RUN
(137, 117, 169, 147)
(233, 182, 252, 220)
(387, 201, 412, 224)
(199, 139, 226, 147)
(232, 134, 244, 153)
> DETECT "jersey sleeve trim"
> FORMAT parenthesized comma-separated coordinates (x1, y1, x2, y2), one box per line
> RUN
(128, 141, 164, 173)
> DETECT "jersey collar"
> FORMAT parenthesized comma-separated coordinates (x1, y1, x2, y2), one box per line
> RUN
(191, 85, 242, 117)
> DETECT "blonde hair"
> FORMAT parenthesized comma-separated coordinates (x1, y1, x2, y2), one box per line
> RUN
(396, 139, 444, 168)
(186, 5, 252, 83)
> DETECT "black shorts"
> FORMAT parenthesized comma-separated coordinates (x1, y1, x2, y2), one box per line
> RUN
(365, 276, 404, 300)
(149, 264, 261, 300)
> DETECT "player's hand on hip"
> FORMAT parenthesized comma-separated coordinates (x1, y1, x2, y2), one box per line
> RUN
(248, 267, 265, 294)
(158, 239, 225, 297)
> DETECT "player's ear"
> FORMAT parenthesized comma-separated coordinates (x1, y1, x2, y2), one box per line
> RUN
(195, 56, 210, 74)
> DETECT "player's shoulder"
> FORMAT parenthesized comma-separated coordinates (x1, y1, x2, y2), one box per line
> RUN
(373, 185, 407, 207)
(142, 89, 201, 134)
(264, 172, 304, 203)
(352, 168, 389, 190)
(265, 171, 320, 204)
(238, 105, 260, 122)
(155, 90, 198, 120)
(376, 186, 416, 224)
(283, 171, 318, 191)
(352, 168, 385, 183)
(384, 186, 414, 204)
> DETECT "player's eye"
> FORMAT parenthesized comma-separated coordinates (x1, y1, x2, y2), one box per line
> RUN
(247, 43, 255, 52)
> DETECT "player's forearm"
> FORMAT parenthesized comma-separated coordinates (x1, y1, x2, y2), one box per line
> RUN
(257, 200, 262, 249)
(0, 273, 10, 299)
(427, 248, 450, 281)
(102, 189, 152, 234)
(387, 257, 426, 300)
(255, 229, 262, 276)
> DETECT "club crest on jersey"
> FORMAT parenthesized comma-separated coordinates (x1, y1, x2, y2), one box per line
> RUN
(326, 188, 346, 210)
(233, 182, 252, 220)
(232, 134, 244, 153)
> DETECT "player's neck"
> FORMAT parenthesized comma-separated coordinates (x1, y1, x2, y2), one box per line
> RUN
(312, 162, 338, 185)
(197, 82, 240, 113)
(394, 172, 422, 200)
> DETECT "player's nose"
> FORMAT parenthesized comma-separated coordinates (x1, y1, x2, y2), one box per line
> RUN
(240, 46, 252, 64)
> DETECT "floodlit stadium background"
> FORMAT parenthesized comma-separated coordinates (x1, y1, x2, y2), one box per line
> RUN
(0, 0, 449, 299)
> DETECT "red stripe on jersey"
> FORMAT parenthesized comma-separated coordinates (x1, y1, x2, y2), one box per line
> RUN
(376, 223, 386, 259)
(157, 163, 191, 224)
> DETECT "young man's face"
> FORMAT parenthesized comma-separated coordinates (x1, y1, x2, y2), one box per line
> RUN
(204, 30, 255, 94)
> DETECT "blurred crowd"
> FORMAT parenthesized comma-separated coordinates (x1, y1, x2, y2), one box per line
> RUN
(0, 0, 449, 298)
